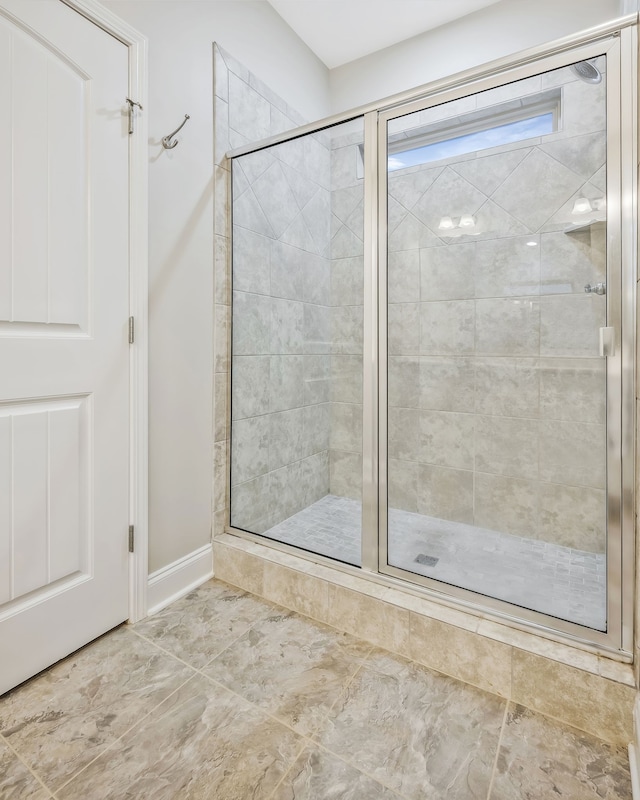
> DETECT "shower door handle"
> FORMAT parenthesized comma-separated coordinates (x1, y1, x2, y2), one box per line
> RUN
(599, 327, 615, 357)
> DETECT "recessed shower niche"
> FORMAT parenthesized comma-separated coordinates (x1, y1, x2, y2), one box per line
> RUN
(227, 26, 636, 655)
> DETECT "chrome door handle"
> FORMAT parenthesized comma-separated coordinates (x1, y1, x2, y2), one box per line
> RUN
(599, 327, 615, 357)
(585, 282, 606, 295)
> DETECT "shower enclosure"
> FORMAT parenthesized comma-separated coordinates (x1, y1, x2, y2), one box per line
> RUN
(227, 21, 636, 655)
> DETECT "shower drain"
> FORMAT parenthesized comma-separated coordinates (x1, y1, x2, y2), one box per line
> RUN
(415, 554, 439, 567)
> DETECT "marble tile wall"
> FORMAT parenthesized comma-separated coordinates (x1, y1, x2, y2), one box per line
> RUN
(214, 45, 311, 536)
(219, 53, 609, 556)
(227, 82, 332, 532)
(329, 126, 365, 501)
(217, 48, 366, 536)
(386, 60, 608, 552)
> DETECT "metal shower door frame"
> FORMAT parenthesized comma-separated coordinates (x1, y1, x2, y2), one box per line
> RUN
(226, 16, 637, 658)
(374, 30, 636, 656)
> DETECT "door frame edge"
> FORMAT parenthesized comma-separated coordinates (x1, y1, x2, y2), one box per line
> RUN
(62, 0, 149, 623)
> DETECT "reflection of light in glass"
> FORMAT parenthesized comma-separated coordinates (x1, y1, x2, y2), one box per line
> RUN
(459, 214, 475, 228)
(572, 197, 592, 215)
(593, 197, 606, 211)
(387, 157, 406, 170)
(526, 240, 538, 247)
(438, 216, 455, 230)
(387, 112, 555, 171)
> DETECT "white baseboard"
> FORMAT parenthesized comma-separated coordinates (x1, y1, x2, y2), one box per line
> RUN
(146, 544, 213, 616)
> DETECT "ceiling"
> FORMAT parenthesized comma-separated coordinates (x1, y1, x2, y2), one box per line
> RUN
(267, 0, 503, 69)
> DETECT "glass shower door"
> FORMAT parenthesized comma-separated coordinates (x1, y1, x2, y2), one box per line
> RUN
(230, 117, 365, 566)
(381, 55, 611, 630)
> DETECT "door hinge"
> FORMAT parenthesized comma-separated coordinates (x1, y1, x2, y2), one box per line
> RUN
(128, 316, 135, 344)
(126, 98, 143, 135)
(128, 524, 135, 553)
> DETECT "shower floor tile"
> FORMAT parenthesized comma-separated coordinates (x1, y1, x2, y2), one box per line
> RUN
(0, 579, 630, 800)
(263, 495, 607, 630)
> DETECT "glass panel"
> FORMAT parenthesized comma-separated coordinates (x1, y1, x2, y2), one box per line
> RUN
(230, 117, 365, 567)
(386, 58, 608, 630)
(388, 110, 557, 170)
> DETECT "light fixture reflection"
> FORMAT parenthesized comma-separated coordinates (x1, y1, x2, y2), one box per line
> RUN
(438, 214, 476, 232)
(525, 241, 538, 247)
(459, 214, 475, 228)
(572, 197, 592, 215)
(438, 216, 455, 230)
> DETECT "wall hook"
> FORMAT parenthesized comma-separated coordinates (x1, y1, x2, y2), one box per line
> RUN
(162, 114, 190, 149)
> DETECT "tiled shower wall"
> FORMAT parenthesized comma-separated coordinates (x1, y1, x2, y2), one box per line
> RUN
(329, 126, 365, 501)
(230, 131, 333, 533)
(214, 45, 312, 537)
(215, 47, 367, 537)
(216, 49, 608, 556)
(385, 64, 607, 552)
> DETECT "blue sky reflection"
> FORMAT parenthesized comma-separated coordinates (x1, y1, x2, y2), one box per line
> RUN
(388, 113, 554, 171)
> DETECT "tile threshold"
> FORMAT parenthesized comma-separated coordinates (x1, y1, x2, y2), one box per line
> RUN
(215, 531, 634, 688)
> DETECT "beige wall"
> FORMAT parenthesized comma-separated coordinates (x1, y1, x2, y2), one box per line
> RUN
(103, 2, 330, 573)
(329, 0, 621, 113)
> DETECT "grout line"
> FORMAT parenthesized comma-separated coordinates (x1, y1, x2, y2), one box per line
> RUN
(51, 673, 201, 798)
(129, 607, 396, 793)
(51, 606, 289, 796)
(0, 731, 55, 798)
(314, 646, 374, 728)
(259, 638, 435, 800)
(12, 625, 206, 797)
(252, 664, 409, 800)
(307, 738, 412, 799)
(486, 700, 510, 800)
(130, 620, 258, 674)
(203, 645, 412, 800)
(263, 738, 310, 800)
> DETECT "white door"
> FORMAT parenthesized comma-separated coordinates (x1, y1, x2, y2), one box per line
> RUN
(0, 0, 130, 694)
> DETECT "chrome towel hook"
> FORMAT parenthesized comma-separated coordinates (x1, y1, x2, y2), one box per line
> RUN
(162, 114, 190, 149)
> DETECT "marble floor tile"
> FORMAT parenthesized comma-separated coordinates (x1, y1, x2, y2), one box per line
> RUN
(0, 626, 193, 791)
(317, 649, 506, 800)
(0, 739, 52, 799)
(57, 675, 304, 800)
(133, 579, 277, 668)
(270, 745, 404, 799)
(203, 609, 371, 736)
(490, 705, 632, 800)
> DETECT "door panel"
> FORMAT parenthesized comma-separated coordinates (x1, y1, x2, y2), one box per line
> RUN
(0, 0, 130, 694)
(382, 53, 611, 632)
(230, 117, 366, 567)
(0, 10, 89, 334)
(0, 396, 88, 603)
